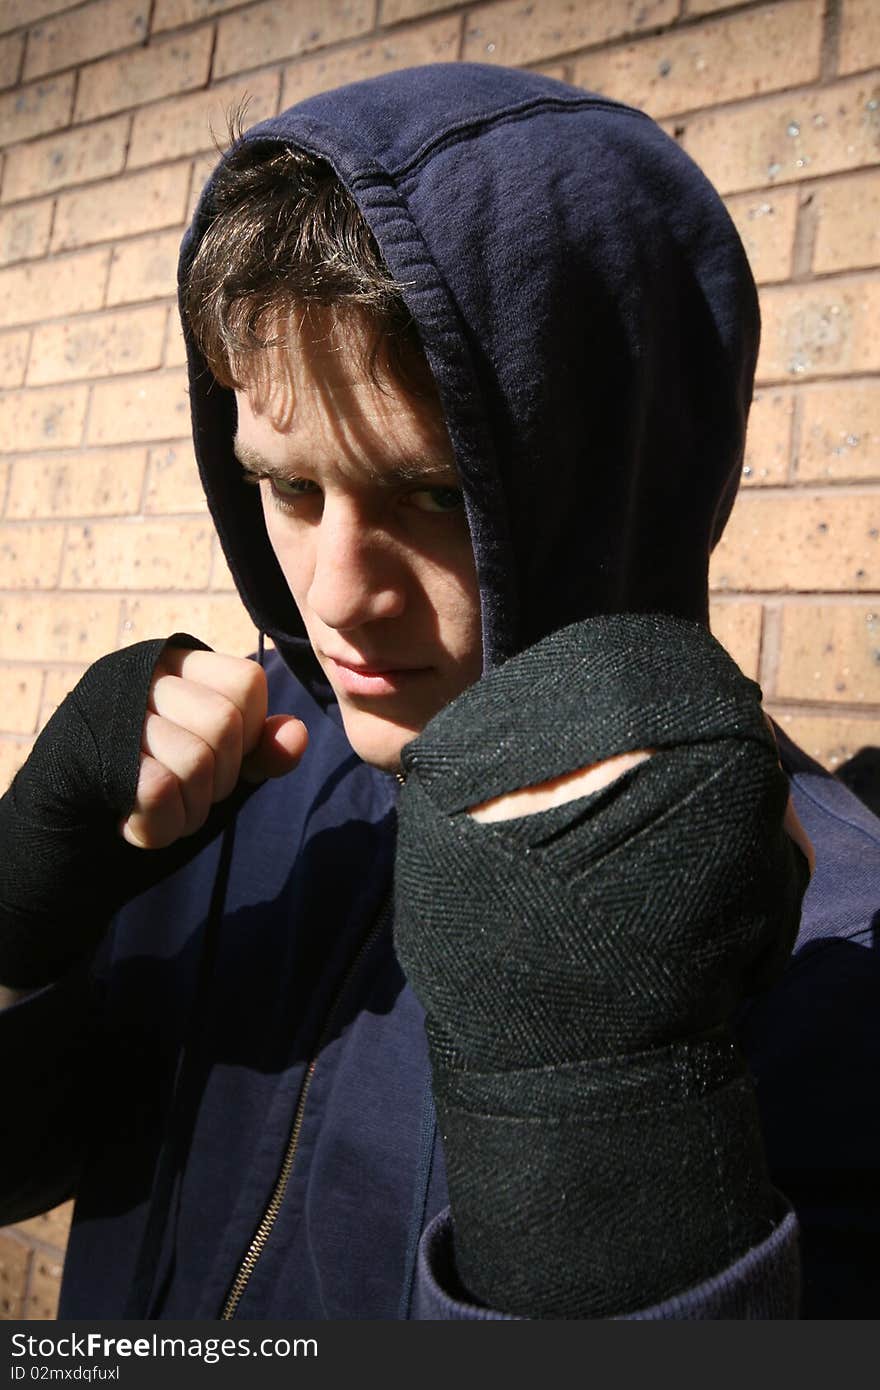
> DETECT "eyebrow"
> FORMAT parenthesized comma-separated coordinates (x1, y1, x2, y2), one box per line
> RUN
(232, 435, 458, 488)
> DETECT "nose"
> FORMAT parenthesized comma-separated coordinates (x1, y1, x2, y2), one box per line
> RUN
(306, 497, 406, 631)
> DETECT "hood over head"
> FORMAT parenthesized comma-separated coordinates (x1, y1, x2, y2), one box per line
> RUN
(179, 63, 759, 701)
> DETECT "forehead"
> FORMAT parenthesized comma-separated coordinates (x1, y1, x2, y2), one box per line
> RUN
(232, 310, 454, 482)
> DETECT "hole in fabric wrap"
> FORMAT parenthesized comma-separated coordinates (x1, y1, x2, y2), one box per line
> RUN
(467, 749, 654, 823)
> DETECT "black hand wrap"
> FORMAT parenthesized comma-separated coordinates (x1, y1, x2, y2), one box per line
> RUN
(394, 613, 809, 1318)
(0, 634, 214, 990)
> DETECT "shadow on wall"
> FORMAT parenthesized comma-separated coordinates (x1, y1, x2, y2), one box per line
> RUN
(836, 748, 880, 819)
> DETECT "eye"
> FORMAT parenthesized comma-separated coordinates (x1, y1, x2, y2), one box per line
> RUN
(271, 476, 320, 501)
(241, 469, 321, 514)
(408, 486, 465, 513)
(267, 476, 322, 515)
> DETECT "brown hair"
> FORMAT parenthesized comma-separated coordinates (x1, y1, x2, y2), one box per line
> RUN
(182, 137, 432, 397)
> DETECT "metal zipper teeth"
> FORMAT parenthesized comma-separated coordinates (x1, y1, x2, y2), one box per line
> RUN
(220, 896, 392, 1319)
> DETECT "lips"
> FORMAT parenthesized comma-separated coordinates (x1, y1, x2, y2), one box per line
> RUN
(324, 654, 431, 697)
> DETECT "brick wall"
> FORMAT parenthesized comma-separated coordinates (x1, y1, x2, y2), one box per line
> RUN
(0, 0, 877, 1318)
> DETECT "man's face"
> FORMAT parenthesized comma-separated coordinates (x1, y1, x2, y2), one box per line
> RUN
(233, 315, 483, 771)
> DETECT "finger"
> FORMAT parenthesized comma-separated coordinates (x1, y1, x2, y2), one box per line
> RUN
(122, 754, 187, 850)
(156, 648, 268, 753)
(241, 716, 309, 784)
(141, 712, 215, 836)
(469, 749, 654, 822)
(149, 674, 243, 802)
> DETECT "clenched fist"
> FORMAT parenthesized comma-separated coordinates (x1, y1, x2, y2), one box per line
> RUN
(395, 612, 811, 1318)
(0, 635, 306, 990)
(123, 645, 306, 850)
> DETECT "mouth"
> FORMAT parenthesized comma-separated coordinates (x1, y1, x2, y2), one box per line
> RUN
(323, 655, 432, 697)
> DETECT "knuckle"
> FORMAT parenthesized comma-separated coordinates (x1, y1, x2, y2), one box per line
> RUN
(135, 763, 184, 844)
(215, 699, 244, 753)
(241, 658, 267, 700)
(240, 661, 268, 719)
(187, 739, 216, 787)
(139, 759, 179, 811)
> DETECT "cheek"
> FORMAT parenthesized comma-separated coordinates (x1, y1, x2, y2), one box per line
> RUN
(427, 558, 483, 672)
(262, 495, 312, 607)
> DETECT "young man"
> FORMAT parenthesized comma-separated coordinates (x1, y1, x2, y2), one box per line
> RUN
(1, 65, 877, 1319)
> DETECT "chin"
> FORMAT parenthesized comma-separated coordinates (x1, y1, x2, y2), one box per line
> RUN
(340, 712, 418, 773)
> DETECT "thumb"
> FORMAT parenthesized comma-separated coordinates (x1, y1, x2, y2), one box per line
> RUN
(241, 715, 308, 784)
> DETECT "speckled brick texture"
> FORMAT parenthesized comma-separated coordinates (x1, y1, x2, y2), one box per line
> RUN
(0, 0, 878, 1315)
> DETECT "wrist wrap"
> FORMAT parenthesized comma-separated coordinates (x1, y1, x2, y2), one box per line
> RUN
(0, 634, 213, 989)
(394, 613, 809, 1317)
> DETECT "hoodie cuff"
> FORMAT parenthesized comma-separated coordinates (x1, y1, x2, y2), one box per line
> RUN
(413, 1197, 800, 1319)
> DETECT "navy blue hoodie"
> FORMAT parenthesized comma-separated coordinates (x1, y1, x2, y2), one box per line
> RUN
(2, 65, 878, 1319)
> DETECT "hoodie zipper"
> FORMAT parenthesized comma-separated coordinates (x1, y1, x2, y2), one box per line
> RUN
(220, 894, 392, 1319)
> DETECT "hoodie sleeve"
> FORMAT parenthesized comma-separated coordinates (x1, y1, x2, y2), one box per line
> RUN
(413, 1201, 801, 1320)
(0, 959, 102, 1224)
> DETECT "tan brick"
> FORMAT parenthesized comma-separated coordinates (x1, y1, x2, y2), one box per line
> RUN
(768, 710, 880, 770)
(839, 0, 880, 77)
(7, 448, 147, 518)
(685, 0, 740, 13)
(28, 305, 167, 385)
(0, 1229, 31, 1318)
(88, 369, 190, 444)
(40, 665, 86, 723)
(0, 1, 84, 36)
(725, 188, 799, 285)
(0, 521, 65, 587)
(797, 381, 880, 482)
(2, 115, 128, 203)
(24, 0, 149, 81)
(106, 230, 180, 305)
(283, 16, 461, 105)
(812, 170, 880, 273)
(463, 0, 677, 67)
(380, 0, 454, 21)
(776, 602, 880, 703)
(0, 30, 22, 89)
(188, 150, 216, 219)
(23, 1246, 63, 1320)
(0, 456, 9, 503)
(0, 247, 110, 328)
(164, 317, 187, 366)
(123, 593, 257, 655)
(0, 199, 53, 266)
(153, 0, 243, 30)
(573, 1, 822, 121)
(210, 534, 236, 589)
(757, 274, 880, 382)
(14, 1201, 74, 1250)
(75, 26, 214, 124)
(0, 592, 120, 661)
(0, 327, 28, 387)
(710, 491, 880, 592)
(533, 64, 569, 82)
(128, 70, 279, 169)
(214, 0, 373, 81)
(144, 440, 206, 514)
(0, 734, 32, 788)
(0, 73, 73, 147)
(679, 75, 880, 197)
(62, 517, 213, 589)
(0, 384, 87, 451)
(52, 163, 190, 252)
(742, 388, 795, 486)
(0, 664, 43, 732)
(708, 600, 763, 680)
